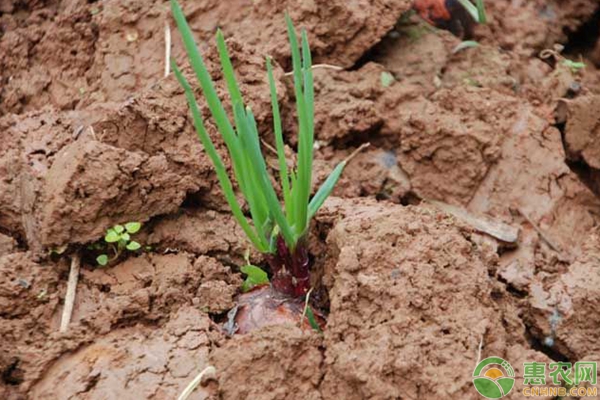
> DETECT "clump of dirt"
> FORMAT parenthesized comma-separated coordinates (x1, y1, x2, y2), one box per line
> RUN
(30, 305, 217, 400)
(527, 233, 600, 361)
(385, 87, 516, 204)
(0, 0, 412, 115)
(315, 198, 545, 399)
(208, 0, 412, 69)
(147, 208, 253, 267)
(0, 249, 238, 398)
(0, 29, 296, 255)
(372, 21, 460, 95)
(326, 147, 411, 202)
(0, 251, 64, 398)
(477, 0, 599, 56)
(0, 0, 98, 114)
(557, 94, 600, 197)
(75, 253, 240, 330)
(211, 325, 323, 400)
(311, 63, 386, 144)
(0, 233, 17, 256)
(0, 101, 210, 254)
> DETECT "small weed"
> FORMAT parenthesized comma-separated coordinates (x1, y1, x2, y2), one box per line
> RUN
(240, 265, 270, 292)
(453, 40, 480, 54)
(562, 59, 586, 74)
(93, 222, 143, 266)
(380, 71, 395, 87)
(239, 249, 270, 292)
(540, 45, 586, 75)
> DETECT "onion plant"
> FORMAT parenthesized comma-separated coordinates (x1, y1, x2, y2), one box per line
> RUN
(456, 0, 487, 24)
(170, 0, 354, 297)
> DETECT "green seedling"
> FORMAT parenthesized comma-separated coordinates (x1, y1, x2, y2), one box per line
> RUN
(241, 265, 270, 292)
(453, 40, 480, 54)
(563, 59, 586, 74)
(380, 71, 395, 87)
(170, 0, 362, 297)
(95, 222, 142, 266)
(456, 0, 487, 24)
(240, 248, 270, 292)
(301, 289, 322, 333)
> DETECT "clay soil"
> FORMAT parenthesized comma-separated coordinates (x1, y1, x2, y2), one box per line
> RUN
(2, 0, 600, 399)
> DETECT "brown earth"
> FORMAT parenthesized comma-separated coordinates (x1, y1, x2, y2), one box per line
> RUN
(2, 0, 600, 399)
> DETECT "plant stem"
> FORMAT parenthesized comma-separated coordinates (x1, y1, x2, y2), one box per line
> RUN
(267, 236, 310, 297)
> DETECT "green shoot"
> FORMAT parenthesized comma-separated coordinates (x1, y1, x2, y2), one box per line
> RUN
(453, 40, 480, 54)
(94, 222, 143, 266)
(380, 71, 395, 87)
(241, 265, 270, 292)
(563, 59, 586, 74)
(301, 288, 322, 333)
(475, 0, 487, 24)
(456, 0, 487, 24)
(170, 0, 354, 256)
(305, 307, 322, 333)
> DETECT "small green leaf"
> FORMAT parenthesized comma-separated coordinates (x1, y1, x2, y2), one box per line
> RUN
(114, 225, 125, 234)
(475, 0, 487, 24)
(453, 40, 479, 54)
(305, 306, 322, 333)
(456, 0, 479, 23)
(240, 265, 270, 292)
(96, 254, 109, 266)
(125, 222, 141, 234)
(380, 71, 395, 87)
(563, 59, 586, 73)
(121, 232, 130, 241)
(126, 241, 141, 251)
(105, 229, 120, 243)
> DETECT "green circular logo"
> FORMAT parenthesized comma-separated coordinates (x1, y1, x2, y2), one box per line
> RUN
(472, 357, 515, 399)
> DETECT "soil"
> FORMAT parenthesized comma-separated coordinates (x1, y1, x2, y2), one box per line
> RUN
(2, 0, 600, 399)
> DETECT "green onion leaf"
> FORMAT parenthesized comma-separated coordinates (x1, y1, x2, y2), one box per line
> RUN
(456, 0, 479, 22)
(171, 60, 268, 252)
(308, 161, 345, 220)
(286, 14, 311, 237)
(266, 57, 292, 218)
(475, 0, 487, 24)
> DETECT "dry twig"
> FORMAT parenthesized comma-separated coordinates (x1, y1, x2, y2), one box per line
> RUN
(60, 253, 81, 333)
(178, 365, 216, 400)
